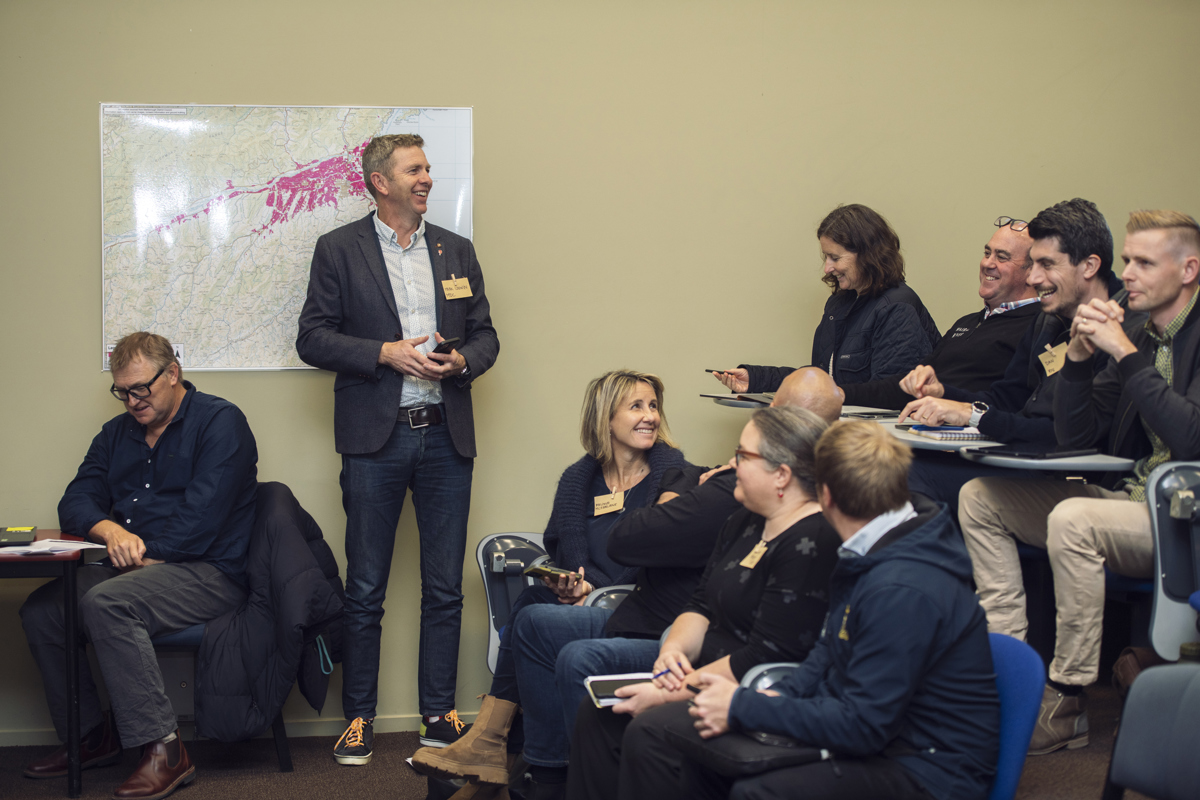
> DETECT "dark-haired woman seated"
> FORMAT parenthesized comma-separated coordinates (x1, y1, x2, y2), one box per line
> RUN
(714, 203, 939, 391)
(412, 369, 688, 789)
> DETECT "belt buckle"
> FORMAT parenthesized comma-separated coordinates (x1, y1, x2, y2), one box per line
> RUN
(407, 406, 430, 429)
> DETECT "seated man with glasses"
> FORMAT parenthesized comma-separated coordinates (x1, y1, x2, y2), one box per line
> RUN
(20, 331, 258, 800)
(896, 199, 1132, 515)
(839, 216, 1042, 411)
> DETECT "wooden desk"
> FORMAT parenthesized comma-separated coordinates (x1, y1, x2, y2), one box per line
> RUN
(0, 529, 86, 797)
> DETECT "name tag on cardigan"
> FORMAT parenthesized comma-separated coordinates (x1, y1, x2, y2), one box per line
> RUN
(594, 492, 624, 516)
(442, 274, 472, 299)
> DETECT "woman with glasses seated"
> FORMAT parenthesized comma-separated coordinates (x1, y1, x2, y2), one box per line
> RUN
(712, 203, 940, 391)
(412, 369, 688, 792)
(564, 406, 842, 800)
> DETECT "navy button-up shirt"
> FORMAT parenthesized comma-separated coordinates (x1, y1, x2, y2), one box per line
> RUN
(58, 382, 258, 584)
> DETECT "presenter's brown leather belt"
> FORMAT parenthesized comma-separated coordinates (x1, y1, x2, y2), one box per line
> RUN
(399, 404, 445, 428)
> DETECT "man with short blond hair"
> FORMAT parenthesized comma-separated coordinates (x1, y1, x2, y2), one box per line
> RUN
(298, 132, 499, 764)
(21, 331, 258, 800)
(959, 210, 1200, 755)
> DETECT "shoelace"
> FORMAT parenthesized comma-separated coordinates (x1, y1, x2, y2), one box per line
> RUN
(444, 709, 465, 735)
(337, 718, 367, 749)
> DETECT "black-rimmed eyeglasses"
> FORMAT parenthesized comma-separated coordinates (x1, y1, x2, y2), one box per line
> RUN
(110, 366, 166, 401)
(995, 216, 1029, 232)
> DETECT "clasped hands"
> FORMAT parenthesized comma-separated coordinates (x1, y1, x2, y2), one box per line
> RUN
(379, 332, 466, 380)
(1067, 298, 1136, 362)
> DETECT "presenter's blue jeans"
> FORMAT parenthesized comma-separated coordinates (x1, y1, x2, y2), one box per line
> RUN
(340, 420, 473, 719)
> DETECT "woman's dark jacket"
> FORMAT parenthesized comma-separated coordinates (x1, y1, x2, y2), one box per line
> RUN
(743, 282, 940, 391)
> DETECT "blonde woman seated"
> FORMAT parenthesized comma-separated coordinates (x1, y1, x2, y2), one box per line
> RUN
(414, 369, 688, 792)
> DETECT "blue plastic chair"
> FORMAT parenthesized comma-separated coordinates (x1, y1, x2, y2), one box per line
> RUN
(987, 632, 1044, 800)
(740, 638, 1041, 800)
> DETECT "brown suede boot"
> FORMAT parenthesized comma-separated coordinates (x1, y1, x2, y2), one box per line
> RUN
(412, 695, 518, 785)
(1028, 684, 1089, 755)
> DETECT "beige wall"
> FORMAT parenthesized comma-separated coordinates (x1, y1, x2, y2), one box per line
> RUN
(2, 0, 1198, 743)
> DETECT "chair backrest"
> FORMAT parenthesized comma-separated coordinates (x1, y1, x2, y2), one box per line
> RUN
(475, 533, 547, 674)
(1105, 663, 1200, 800)
(1147, 461, 1200, 659)
(739, 662, 801, 692)
(582, 583, 635, 610)
(987, 633, 1044, 800)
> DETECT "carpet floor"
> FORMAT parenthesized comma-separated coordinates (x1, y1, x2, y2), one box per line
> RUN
(0, 685, 1153, 800)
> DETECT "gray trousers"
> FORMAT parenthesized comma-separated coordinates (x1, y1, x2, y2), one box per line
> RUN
(20, 561, 245, 748)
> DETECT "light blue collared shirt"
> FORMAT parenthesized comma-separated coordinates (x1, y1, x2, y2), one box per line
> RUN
(374, 214, 441, 408)
(838, 501, 917, 559)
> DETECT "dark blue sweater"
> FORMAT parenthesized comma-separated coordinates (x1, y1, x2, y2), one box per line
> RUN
(728, 497, 999, 800)
(542, 441, 688, 588)
(58, 382, 259, 584)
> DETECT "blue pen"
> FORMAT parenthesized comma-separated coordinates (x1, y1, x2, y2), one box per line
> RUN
(652, 664, 683, 680)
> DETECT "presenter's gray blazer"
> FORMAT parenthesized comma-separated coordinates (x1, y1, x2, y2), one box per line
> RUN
(296, 212, 499, 458)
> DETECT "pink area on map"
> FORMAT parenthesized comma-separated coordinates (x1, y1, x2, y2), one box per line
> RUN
(152, 140, 372, 236)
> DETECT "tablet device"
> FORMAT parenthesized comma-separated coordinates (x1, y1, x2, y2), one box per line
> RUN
(584, 673, 654, 707)
(964, 445, 1100, 460)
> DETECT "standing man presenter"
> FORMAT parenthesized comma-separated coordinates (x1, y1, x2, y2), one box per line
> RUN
(297, 133, 499, 765)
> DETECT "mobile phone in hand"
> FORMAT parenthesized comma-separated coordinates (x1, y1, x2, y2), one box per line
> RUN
(432, 337, 461, 355)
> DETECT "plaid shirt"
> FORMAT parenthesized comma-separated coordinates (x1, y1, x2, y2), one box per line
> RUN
(983, 297, 1041, 320)
(1128, 290, 1200, 501)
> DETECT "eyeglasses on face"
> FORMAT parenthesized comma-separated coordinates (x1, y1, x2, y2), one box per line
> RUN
(110, 366, 166, 401)
(734, 448, 766, 466)
(995, 216, 1029, 232)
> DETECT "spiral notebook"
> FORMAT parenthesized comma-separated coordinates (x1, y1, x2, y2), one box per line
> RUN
(910, 425, 986, 441)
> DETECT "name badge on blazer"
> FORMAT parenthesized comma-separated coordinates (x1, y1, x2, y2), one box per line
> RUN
(442, 274, 472, 300)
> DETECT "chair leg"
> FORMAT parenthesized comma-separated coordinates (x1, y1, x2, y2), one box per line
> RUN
(271, 711, 293, 772)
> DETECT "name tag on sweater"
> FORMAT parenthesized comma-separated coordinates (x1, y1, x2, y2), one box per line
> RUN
(739, 540, 769, 569)
(594, 492, 624, 516)
(1039, 342, 1067, 377)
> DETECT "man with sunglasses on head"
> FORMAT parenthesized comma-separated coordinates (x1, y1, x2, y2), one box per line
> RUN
(897, 199, 1131, 515)
(840, 216, 1041, 411)
(20, 331, 258, 800)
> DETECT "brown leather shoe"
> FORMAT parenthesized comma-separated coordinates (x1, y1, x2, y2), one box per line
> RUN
(113, 732, 195, 800)
(24, 710, 122, 779)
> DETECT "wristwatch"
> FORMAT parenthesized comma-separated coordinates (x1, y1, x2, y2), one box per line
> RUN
(968, 401, 989, 428)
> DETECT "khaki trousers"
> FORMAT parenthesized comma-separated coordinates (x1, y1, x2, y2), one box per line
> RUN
(958, 477, 1153, 686)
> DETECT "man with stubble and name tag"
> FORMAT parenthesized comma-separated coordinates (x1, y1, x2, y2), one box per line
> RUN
(297, 133, 499, 765)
